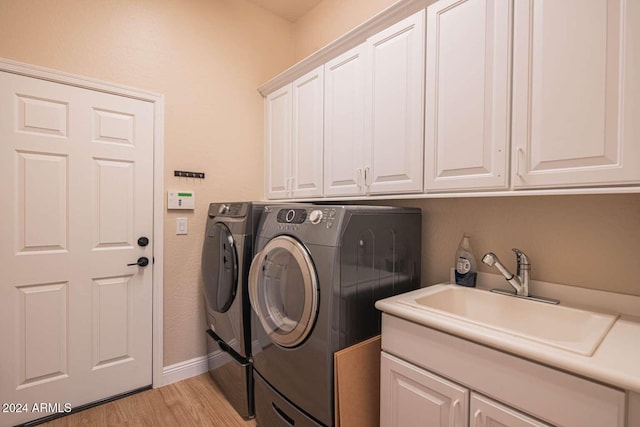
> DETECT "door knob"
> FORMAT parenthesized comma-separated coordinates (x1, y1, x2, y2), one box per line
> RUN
(137, 237, 149, 247)
(127, 257, 149, 267)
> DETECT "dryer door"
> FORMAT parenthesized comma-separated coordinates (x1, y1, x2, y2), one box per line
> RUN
(202, 222, 238, 313)
(249, 235, 319, 348)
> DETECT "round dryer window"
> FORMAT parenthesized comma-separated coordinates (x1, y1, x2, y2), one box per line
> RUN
(249, 235, 318, 348)
(201, 222, 238, 313)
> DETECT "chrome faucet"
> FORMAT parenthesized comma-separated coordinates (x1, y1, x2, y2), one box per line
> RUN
(482, 249, 530, 297)
(481, 249, 558, 304)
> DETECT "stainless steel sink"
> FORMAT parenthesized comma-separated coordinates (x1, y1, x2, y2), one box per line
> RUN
(398, 285, 618, 356)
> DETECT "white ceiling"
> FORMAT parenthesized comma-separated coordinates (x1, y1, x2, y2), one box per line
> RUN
(246, 0, 324, 22)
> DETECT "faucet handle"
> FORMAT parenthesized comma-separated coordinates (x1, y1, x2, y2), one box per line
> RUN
(512, 249, 530, 276)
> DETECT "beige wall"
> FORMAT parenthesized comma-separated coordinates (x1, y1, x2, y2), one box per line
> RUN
(0, 0, 296, 366)
(375, 195, 640, 296)
(292, 0, 398, 61)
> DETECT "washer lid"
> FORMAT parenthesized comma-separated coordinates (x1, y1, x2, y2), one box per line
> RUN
(249, 235, 319, 348)
(202, 222, 238, 313)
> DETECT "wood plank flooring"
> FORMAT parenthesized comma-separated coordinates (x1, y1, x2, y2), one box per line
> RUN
(41, 374, 257, 427)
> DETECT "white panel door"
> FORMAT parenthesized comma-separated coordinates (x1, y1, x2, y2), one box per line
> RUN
(381, 352, 468, 427)
(0, 71, 154, 426)
(265, 84, 292, 199)
(324, 45, 366, 197)
(425, 0, 511, 192)
(292, 66, 324, 198)
(512, 0, 640, 188)
(470, 394, 552, 427)
(365, 10, 425, 195)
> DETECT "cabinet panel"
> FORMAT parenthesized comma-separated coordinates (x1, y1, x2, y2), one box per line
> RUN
(365, 11, 425, 194)
(470, 394, 551, 427)
(292, 67, 324, 198)
(324, 45, 366, 197)
(512, 0, 640, 188)
(382, 314, 626, 427)
(425, 0, 511, 192)
(381, 352, 468, 427)
(265, 85, 292, 199)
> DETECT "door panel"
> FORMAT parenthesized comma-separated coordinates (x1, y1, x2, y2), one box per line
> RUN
(425, 0, 511, 191)
(512, 0, 640, 187)
(381, 352, 468, 427)
(324, 45, 366, 197)
(470, 393, 552, 427)
(0, 70, 154, 425)
(265, 85, 292, 199)
(292, 66, 324, 198)
(365, 10, 425, 194)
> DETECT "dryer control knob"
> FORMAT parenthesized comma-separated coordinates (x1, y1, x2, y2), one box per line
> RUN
(309, 209, 323, 224)
(218, 204, 229, 214)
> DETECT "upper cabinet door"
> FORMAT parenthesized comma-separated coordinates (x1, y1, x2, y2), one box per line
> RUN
(512, 0, 640, 188)
(324, 45, 366, 197)
(292, 66, 324, 198)
(425, 0, 511, 192)
(265, 84, 292, 199)
(365, 10, 426, 195)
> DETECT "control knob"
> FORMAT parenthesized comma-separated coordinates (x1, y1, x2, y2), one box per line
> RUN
(309, 209, 323, 225)
(218, 204, 229, 214)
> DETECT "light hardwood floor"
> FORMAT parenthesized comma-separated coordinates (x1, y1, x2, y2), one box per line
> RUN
(41, 374, 257, 427)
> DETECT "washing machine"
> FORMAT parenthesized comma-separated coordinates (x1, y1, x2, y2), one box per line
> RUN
(248, 204, 422, 426)
(201, 202, 265, 419)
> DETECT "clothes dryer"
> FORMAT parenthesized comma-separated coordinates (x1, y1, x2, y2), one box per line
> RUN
(248, 204, 421, 426)
(201, 202, 265, 419)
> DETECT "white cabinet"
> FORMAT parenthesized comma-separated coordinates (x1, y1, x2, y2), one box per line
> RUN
(381, 351, 553, 427)
(424, 0, 511, 192)
(324, 45, 366, 197)
(365, 10, 425, 195)
(470, 394, 551, 427)
(381, 352, 468, 427)
(265, 85, 291, 199)
(380, 314, 627, 427)
(424, 0, 640, 193)
(511, 0, 640, 188)
(265, 66, 323, 199)
(324, 10, 425, 197)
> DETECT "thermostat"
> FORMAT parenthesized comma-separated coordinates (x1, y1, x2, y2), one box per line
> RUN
(168, 190, 195, 210)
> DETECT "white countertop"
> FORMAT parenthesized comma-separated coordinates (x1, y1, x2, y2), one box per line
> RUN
(375, 276, 640, 394)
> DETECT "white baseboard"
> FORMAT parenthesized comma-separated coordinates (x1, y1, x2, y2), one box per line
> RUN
(159, 351, 224, 387)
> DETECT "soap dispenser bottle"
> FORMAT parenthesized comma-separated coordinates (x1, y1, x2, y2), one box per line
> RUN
(455, 233, 477, 287)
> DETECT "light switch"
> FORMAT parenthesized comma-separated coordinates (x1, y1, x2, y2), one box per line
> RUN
(176, 218, 188, 235)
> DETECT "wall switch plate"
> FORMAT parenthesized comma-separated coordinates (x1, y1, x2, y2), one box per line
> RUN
(176, 218, 188, 235)
(168, 191, 195, 209)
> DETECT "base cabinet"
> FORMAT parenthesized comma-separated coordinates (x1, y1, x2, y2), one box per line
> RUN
(381, 352, 468, 427)
(380, 315, 627, 427)
(470, 394, 551, 427)
(381, 351, 551, 427)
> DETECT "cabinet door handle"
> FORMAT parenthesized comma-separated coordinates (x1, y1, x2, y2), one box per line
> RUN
(364, 166, 371, 186)
(516, 147, 524, 177)
(473, 409, 483, 427)
(452, 399, 461, 426)
(356, 168, 363, 188)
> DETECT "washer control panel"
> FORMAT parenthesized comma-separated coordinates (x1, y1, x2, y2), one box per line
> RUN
(274, 207, 339, 231)
(276, 209, 307, 224)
